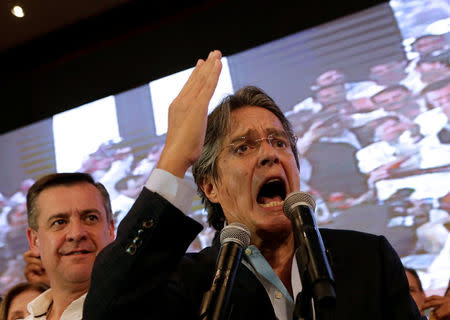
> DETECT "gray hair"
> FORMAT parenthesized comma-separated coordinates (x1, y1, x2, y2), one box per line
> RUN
(192, 86, 299, 231)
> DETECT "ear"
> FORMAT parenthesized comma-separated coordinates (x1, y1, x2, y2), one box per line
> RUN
(200, 177, 220, 204)
(26, 227, 41, 257)
(108, 219, 115, 241)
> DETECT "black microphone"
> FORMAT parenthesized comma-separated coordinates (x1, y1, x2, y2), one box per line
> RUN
(199, 222, 251, 320)
(283, 191, 336, 317)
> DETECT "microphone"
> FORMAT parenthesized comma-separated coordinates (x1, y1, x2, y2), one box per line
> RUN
(199, 222, 251, 320)
(283, 192, 336, 315)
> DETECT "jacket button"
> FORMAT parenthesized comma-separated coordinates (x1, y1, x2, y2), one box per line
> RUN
(275, 290, 283, 299)
(126, 244, 137, 255)
(133, 237, 143, 247)
(142, 219, 154, 229)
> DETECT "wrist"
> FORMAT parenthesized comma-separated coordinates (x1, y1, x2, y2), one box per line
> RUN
(157, 149, 191, 178)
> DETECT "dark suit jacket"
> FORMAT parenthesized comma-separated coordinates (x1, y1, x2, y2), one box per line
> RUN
(438, 126, 450, 144)
(83, 188, 422, 319)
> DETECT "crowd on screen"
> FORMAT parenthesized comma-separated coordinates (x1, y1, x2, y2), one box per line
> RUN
(0, 32, 449, 319)
(285, 32, 450, 295)
(288, 33, 450, 226)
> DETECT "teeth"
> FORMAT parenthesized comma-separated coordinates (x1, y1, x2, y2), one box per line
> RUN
(260, 201, 283, 208)
(66, 251, 87, 255)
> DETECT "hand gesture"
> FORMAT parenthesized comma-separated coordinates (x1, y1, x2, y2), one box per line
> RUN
(157, 50, 222, 177)
(23, 250, 50, 285)
(423, 295, 450, 320)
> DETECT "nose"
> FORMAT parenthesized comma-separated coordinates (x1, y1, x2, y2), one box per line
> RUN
(258, 139, 280, 167)
(66, 219, 88, 242)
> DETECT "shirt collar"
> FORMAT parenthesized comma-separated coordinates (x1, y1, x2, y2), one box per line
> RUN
(243, 245, 302, 302)
(28, 289, 53, 317)
(27, 289, 87, 319)
(63, 293, 86, 319)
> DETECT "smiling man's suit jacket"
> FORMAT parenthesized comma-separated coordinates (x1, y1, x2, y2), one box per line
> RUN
(83, 188, 422, 320)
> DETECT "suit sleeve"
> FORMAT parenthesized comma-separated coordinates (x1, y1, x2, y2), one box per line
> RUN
(378, 235, 422, 320)
(83, 188, 203, 320)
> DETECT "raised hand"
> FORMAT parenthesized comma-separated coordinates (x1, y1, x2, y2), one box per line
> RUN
(157, 50, 222, 178)
(423, 295, 450, 320)
(23, 250, 50, 285)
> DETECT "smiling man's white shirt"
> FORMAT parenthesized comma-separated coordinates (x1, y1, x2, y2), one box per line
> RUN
(25, 289, 86, 320)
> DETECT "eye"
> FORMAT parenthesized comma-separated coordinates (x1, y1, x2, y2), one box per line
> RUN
(273, 138, 288, 148)
(85, 214, 99, 224)
(51, 219, 66, 227)
(234, 143, 251, 155)
(230, 137, 257, 156)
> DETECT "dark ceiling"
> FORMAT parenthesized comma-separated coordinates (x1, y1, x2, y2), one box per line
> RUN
(0, 0, 387, 135)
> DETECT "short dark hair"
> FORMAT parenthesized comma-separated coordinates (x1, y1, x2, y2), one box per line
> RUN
(404, 267, 424, 292)
(416, 54, 450, 68)
(371, 84, 410, 103)
(421, 77, 450, 95)
(413, 34, 443, 43)
(192, 86, 299, 231)
(0, 281, 49, 320)
(26, 172, 112, 230)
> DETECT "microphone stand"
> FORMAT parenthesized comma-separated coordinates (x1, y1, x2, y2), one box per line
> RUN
(283, 192, 336, 320)
(292, 231, 336, 320)
(198, 223, 250, 320)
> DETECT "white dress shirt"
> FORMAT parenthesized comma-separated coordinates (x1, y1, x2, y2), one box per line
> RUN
(25, 289, 86, 320)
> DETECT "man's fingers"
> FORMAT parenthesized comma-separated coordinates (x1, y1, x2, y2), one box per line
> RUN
(196, 58, 222, 108)
(188, 51, 221, 100)
(177, 50, 222, 103)
(24, 254, 41, 262)
(159, 50, 222, 177)
(26, 259, 45, 271)
(434, 305, 450, 320)
(24, 255, 43, 266)
(177, 58, 206, 99)
(25, 262, 47, 283)
(426, 295, 445, 303)
(23, 250, 34, 259)
(422, 298, 444, 310)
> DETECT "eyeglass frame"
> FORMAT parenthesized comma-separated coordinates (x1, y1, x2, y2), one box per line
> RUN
(222, 132, 298, 157)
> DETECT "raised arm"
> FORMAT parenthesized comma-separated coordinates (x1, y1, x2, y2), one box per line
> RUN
(84, 51, 222, 320)
(157, 50, 222, 178)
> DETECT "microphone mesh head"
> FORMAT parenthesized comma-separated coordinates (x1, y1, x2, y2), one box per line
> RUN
(283, 191, 316, 220)
(220, 222, 251, 248)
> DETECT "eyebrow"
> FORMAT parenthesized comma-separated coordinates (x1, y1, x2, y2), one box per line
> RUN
(46, 209, 102, 224)
(47, 213, 70, 224)
(229, 128, 288, 143)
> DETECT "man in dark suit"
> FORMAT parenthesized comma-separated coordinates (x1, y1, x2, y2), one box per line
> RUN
(422, 77, 450, 144)
(83, 50, 422, 319)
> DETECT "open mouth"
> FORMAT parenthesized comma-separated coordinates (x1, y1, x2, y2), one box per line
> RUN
(257, 178, 286, 208)
(63, 250, 91, 256)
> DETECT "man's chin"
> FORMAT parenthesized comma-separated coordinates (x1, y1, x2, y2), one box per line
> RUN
(64, 264, 95, 281)
(255, 218, 292, 237)
(59, 257, 95, 279)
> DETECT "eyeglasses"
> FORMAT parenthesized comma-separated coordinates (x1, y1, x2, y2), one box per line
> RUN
(225, 133, 297, 157)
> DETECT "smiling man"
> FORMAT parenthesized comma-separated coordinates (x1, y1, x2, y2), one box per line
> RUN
(25, 173, 115, 320)
(83, 50, 422, 319)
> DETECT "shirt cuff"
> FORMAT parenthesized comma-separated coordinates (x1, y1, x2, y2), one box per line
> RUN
(144, 168, 197, 215)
